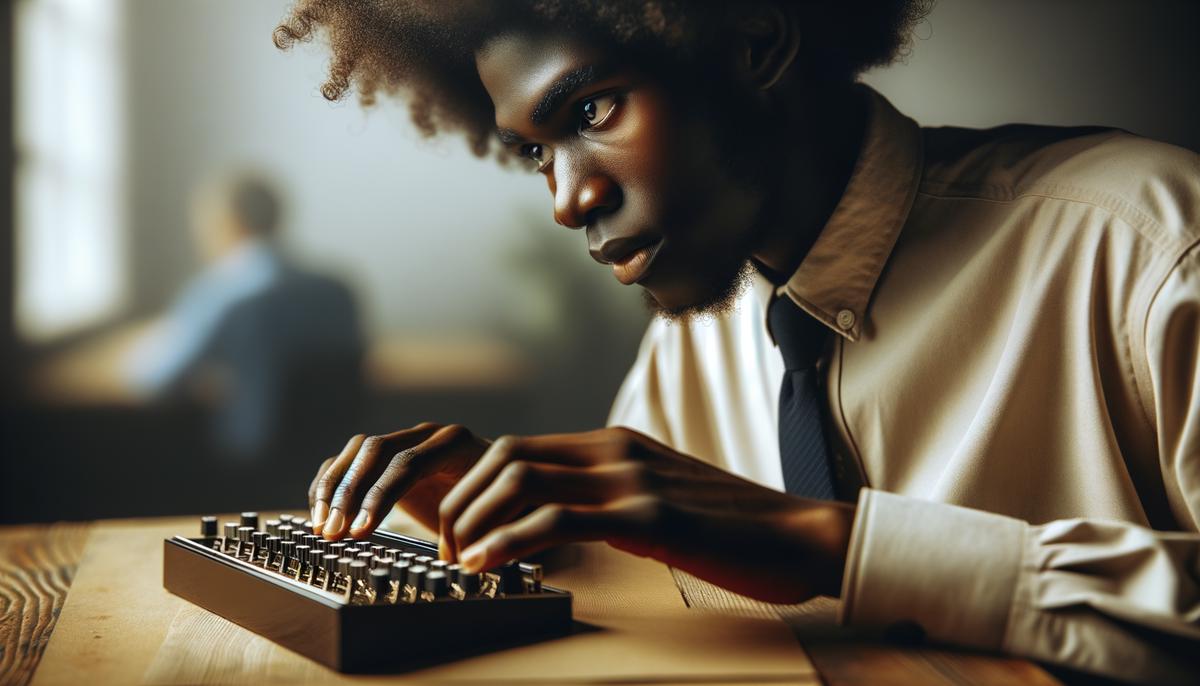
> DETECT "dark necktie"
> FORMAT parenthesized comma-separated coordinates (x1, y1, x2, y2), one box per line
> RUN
(769, 294, 836, 500)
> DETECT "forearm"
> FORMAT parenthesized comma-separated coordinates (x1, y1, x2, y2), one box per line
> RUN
(780, 499, 855, 598)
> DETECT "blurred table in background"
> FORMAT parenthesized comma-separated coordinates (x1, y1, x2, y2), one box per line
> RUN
(1, 518, 1060, 686)
(24, 320, 158, 407)
(24, 319, 533, 406)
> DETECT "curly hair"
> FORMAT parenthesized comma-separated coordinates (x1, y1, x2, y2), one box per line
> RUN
(274, 1, 933, 157)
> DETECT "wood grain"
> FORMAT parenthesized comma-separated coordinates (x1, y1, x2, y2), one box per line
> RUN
(0, 523, 91, 686)
(30, 517, 230, 686)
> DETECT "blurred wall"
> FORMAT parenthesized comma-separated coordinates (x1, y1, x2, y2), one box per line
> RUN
(864, 0, 1200, 152)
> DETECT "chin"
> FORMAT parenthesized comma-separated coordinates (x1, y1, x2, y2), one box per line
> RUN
(641, 261, 754, 323)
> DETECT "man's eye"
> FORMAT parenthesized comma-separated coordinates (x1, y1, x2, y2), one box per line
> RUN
(518, 143, 553, 173)
(519, 143, 545, 162)
(579, 93, 619, 131)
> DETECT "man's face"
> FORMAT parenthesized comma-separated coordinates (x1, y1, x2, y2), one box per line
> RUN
(476, 31, 768, 316)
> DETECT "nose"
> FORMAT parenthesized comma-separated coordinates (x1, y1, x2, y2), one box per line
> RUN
(551, 158, 621, 229)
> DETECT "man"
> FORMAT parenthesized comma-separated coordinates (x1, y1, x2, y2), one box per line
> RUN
(128, 172, 364, 470)
(275, 2, 1199, 682)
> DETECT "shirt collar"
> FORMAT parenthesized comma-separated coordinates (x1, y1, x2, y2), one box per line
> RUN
(204, 238, 282, 283)
(756, 85, 924, 344)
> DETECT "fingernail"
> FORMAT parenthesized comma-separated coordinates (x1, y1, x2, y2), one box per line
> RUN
(311, 501, 329, 531)
(460, 545, 485, 573)
(350, 510, 370, 532)
(323, 508, 344, 538)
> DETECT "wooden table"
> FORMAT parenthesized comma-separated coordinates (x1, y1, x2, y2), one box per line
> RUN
(0, 520, 1060, 686)
(24, 320, 533, 408)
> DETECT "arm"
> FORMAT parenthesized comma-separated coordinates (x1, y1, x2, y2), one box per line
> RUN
(839, 246, 1200, 684)
(308, 422, 856, 603)
(125, 276, 227, 397)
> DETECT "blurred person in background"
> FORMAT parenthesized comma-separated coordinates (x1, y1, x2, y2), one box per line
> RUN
(126, 172, 365, 485)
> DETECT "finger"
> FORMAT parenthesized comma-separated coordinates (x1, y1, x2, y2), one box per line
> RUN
(311, 435, 365, 534)
(308, 458, 335, 507)
(324, 424, 439, 539)
(308, 457, 335, 508)
(458, 497, 659, 573)
(448, 462, 643, 558)
(349, 424, 483, 540)
(437, 432, 618, 558)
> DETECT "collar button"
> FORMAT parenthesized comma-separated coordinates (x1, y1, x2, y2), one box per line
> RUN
(836, 309, 856, 331)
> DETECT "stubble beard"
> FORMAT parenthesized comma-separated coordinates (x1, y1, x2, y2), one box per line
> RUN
(642, 259, 756, 323)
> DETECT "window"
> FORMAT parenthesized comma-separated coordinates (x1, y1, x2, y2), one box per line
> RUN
(15, 0, 126, 340)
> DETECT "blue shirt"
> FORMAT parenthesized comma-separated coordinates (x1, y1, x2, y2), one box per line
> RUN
(130, 241, 363, 457)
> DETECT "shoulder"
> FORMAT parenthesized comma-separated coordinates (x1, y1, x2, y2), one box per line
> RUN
(920, 124, 1200, 253)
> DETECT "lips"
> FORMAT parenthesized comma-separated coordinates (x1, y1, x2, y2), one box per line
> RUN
(591, 235, 664, 285)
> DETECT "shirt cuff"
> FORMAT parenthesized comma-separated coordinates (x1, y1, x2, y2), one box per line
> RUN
(838, 488, 1026, 650)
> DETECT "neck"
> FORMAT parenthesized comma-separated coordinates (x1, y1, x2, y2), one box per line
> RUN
(749, 84, 867, 282)
(205, 232, 263, 266)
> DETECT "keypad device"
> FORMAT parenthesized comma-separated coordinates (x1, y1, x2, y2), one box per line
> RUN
(162, 512, 572, 672)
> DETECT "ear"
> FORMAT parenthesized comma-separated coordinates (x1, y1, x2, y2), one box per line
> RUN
(735, 4, 801, 90)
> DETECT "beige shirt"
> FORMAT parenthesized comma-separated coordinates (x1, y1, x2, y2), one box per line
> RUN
(608, 86, 1200, 684)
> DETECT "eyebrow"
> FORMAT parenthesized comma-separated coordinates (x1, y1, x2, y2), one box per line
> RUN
(531, 64, 607, 125)
(496, 63, 613, 145)
(497, 128, 524, 145)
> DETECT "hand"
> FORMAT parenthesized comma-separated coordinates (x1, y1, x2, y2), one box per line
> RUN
(310, 424, 854, 603)
(308, 423, 490, 540)
(436, 427, 855, 603)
